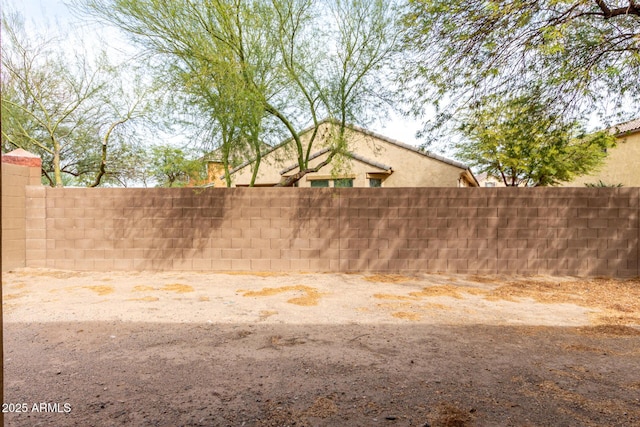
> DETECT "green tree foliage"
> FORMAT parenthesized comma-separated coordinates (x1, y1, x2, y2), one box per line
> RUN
(0, 13, 152, 187)
(455, 93, 617, 186)
(75, 0, 400, 186)
(402, 0, 640, 133)
(147, 145, 205, 187)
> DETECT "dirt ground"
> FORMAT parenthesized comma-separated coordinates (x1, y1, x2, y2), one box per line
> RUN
(2, 268, 640, 426)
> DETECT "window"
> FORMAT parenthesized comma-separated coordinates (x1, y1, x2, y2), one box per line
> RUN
(310, 180, 329, 188)
(485, 182, 496, 187)
(334, 178, 353, 188)
(369, 178, 382, 188)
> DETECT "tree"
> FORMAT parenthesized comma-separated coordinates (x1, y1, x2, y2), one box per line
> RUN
(75, 0, 400, 186)
(401, 0, 640, 135)
(455, 92, 616, 187)
(1, 12, 152, 187)
(147, 145, 205, 187)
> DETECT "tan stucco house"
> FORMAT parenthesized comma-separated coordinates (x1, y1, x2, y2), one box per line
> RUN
(563, 117, 640, 187)
(216, 121, 478, 187)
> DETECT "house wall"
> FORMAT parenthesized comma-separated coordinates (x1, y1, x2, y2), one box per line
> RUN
(232, 123, 471, 187)
(2, 154, 42, 270)
(23, 187, 639, 277)
(345, 130, 468, 187)
(563, 131, 640, 187)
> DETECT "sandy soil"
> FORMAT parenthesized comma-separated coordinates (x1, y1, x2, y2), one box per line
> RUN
(2, 268, 640, 426)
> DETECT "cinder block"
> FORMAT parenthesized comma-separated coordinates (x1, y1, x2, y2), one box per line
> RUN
(567, 238, 589, 249)
(437, 228, 458, 239)
(259, 228, 280, 239)
(437, 248, 458, 259)
(221, 227, 242, 238)
(437, 207, 457, 218)
(576, 248, 599, 259)
(221, 248, 242, 259)
(211, 259, 232, 270)
(270, 259, 291, 271)
(505, 240, 527, 249)
(427, 259, 448, 272)
(467, 218, 488, 229)
(446, 239, 468, 249)
(290, 259, 310, 271)
(366, 257, 390, 272)
(112, 258, 133, 271)
(467, 239, 488, 249)
(339, 249, 359, 259)
(398, 248, 418, 259)
(241, 248, 262, 259)
(497, 248, 518, 259)
(597, 248, 619, 259)
(280, 249, 301, 259)
(279, 228, 296, 239)
(231, 259, 252, 270)
(250, 259, 271, 271)
(387, 258, 409, 271)
(417, 228, 438, 239)
(477, 248, 497, 260)
(290, 238, 309, 249)
(516, 229, 538, 239)
(231, 238, 252, 249)
(457, 248, 478, 259)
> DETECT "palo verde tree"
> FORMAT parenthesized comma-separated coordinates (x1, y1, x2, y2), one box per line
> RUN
(401, 0, 640, 137)
(455, 91, 616, 187)
(75, 0, 400, 186)
(0, 12, 151, 187)
(147, 145, 205, 187)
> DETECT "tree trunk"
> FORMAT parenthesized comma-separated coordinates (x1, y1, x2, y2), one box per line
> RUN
(275, 150, 337, 187)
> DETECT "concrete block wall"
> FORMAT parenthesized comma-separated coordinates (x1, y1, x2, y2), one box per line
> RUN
(2, 151, 42, 270)
(23, 187, 640, 277)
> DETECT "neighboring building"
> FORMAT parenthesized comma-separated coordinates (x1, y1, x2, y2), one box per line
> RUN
(563, 117, 640, 187)
(475, 172, 506, 188)
(222, 121, 478, 187)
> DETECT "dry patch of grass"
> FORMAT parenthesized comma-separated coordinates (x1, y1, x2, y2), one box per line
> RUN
(161, 284, 194, 293)
(259, 310, 278, 320)
(364, 274, 416, 283)
(564, 344, 606, 353)
(371, 276, 640, 326)
(261, 335, 307, 349)
(391, 311, 421, 321)
(82, 285, 114, 296)
(374, 284, 485, 301)
(127, 296, 159, 302)
(131, 284, 194, 293)
(486, 277, 640, 325)
(431, 402, 474, 427)
(575, 325, 640, 336)
(132, 285, 156, 292)
(303, 397, 338, 418)
(3, 292, 29, 300)
(238, 285, 324, 306)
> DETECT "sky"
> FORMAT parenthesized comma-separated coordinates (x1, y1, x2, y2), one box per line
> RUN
(4, 0, 429, 151)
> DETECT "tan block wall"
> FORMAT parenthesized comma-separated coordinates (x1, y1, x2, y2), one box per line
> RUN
(24, 187, 639, 277)
(2, 162, 42, 270)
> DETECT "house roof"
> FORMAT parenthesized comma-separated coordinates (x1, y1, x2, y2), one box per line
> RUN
(279, 147, 393, 175)
(613, 117, 640, 135)
(223, 119, 471, 179)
